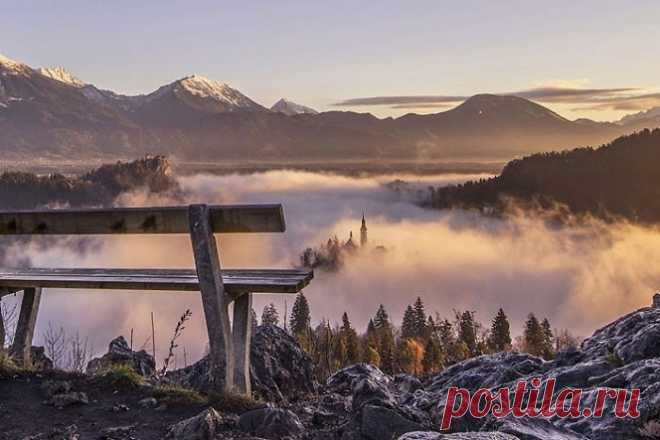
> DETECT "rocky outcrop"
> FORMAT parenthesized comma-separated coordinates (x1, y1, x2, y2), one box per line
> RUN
(399, 433, 520, 440)
(166, 408, 226, 440)
(238, 406, 305, 439)
(86, 336, 155, 376)
(170, 325, 316, 402)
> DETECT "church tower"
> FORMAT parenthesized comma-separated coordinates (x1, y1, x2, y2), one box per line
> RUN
(360, 212, 368, 247)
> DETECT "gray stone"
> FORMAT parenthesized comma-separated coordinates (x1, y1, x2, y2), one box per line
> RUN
(399, 433, 520, 440)
(394, 374, 423, 394)
(40, 380, 72, 398)
(137, 397, 158, 408)
(48, 392, 89, 408)
(326, 363, 391, 395)
(86, 336, 155, 376)
(167, 408, 224, 440)
(360, 404, 424, 440)
(238, 406, 305, 439)
(170, 324, 316, 402)
(483, 416, 588, 440)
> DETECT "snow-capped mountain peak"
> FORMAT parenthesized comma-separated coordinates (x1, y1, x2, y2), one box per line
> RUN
(37, 66, 86, 87)
(271, 98, 318, 115)
(0, 53, 31, 75)
(178, 75, 249, 106)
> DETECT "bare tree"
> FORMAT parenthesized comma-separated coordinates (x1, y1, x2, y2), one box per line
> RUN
(43, 322, 67, 369)
(67, 332, 92, 373)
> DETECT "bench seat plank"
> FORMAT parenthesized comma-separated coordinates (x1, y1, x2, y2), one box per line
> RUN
(0, 268, 313, 294)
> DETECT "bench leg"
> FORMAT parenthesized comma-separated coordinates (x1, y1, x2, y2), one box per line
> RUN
(188, 204, 234, 392)
(232, 293, 252, 395)
(11, 287, 42, 366)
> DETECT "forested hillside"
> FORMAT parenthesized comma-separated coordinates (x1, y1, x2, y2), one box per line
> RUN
(427, 129, 660, 222)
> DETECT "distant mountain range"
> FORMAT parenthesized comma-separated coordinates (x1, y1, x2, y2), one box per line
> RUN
(1, 53, 658, 161)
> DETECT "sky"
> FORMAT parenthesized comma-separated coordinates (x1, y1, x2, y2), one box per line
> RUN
(2, 0, 660, 120)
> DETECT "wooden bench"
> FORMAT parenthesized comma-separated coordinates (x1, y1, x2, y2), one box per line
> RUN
(0, 204, 313, 394)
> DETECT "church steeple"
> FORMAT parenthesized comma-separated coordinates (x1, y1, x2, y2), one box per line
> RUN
(360, 211, 368, 247)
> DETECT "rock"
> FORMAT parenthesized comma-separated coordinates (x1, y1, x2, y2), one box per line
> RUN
(580, 303, 660, 364)
(167, 408, 224, 440)
(398, 433, 520, 440)
(249, 324, 317, 402)
(30, 346, 53, 370)
(111, 403, 130, 412)
(238, 406, 305, 439)
(48, 392, 89, 409)
(138, 397, 158, 408)
(483, 416, 588, 440)
(360, 404, 424, 440)
(86, 336, 155, 376)
(326, 363, 391, 395)
(394, 374, 423, 394)
(100, 424, 136, 440)
(352, 377, 396, 411)
(40, 380, 72, 398)
(170, 325, 316, 402)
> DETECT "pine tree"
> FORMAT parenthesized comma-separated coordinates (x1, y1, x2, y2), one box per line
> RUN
(261, 303, 279, 326)
(457, 310, 478, 356)
(488, 308, 512, 352)
(290, 293, 311, 336)
(422, 336, 443, 374)
(540, 318, 554, 360)
(523, 313, 544, 357)
(365, 345, 381, 367)
(412, 297, 427, 339)
(373, 304, 391, 331)
(340, 312, 360, 364)
(425, 315, 436, 341)
(401, 305, 417, 339)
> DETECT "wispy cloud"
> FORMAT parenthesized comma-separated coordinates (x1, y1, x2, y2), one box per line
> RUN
(333, 85, 660, 113)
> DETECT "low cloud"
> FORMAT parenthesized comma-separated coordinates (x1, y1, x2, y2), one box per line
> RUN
(2, 170, 659, 366)
(334, 86, 660, 113)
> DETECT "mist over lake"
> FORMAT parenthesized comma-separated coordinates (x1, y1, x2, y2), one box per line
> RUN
(2, 169, 659, 364)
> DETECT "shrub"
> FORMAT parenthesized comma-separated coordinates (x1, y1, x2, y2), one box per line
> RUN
(0, 351, 20, 378)
(95, 364, 144, 390)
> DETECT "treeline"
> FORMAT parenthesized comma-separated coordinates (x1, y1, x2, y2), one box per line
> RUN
(0, 155, 178, 209)
(258, 294, 581, 380)
(425, 129, 660, 223)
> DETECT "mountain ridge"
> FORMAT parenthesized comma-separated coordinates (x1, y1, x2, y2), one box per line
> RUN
(1, 53, 658, 161)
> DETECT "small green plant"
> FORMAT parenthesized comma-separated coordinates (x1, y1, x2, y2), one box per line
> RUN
(606, 350, 624, 368)
(95, 364, 144, 389)
(152, 384, 206, 406)
(208, 390, 261, 414)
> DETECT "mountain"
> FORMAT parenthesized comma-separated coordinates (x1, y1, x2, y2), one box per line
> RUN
(619, 106, 660, 128)
(426, 128, 660, 222)
(270, 98, 318, 115)
(0, 54, 654, 161)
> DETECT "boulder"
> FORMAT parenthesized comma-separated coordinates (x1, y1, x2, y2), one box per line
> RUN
(167, 408, 224, 440)
(399, 433, 520, 440)
(40, 380, 72, 398)
(86, 336, 155, 376)
(170, 325, 316, 402)
(394, 374, 423, 394)
(326, 363, 391, 395)
(238, 406, 305, 439)
(351, 377, 396, 411)
(360, 404, 424, 440)
(483, 416, 588, 440)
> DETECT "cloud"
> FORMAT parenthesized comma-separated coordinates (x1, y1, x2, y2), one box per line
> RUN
(333, 85, 660, 113)
(3, 170, 659, 366)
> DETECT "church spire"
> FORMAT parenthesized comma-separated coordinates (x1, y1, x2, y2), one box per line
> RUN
(360, 211, 368, 247)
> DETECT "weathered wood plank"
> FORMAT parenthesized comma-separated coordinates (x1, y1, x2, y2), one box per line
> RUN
(189, 204, 234, 392)
(0, 268, 313, 294)
(10, 288, 42, 366)
(0, 204, 285, 235)
(232, 293, 253, 394)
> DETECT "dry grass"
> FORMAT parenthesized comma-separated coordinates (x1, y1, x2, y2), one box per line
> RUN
(0, 351, 20, 378)
(208, 390, 261, 414)
(152, 384, 206, 406)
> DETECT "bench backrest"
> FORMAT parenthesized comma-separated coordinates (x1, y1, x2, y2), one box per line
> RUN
(0, 204, 285, 235)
